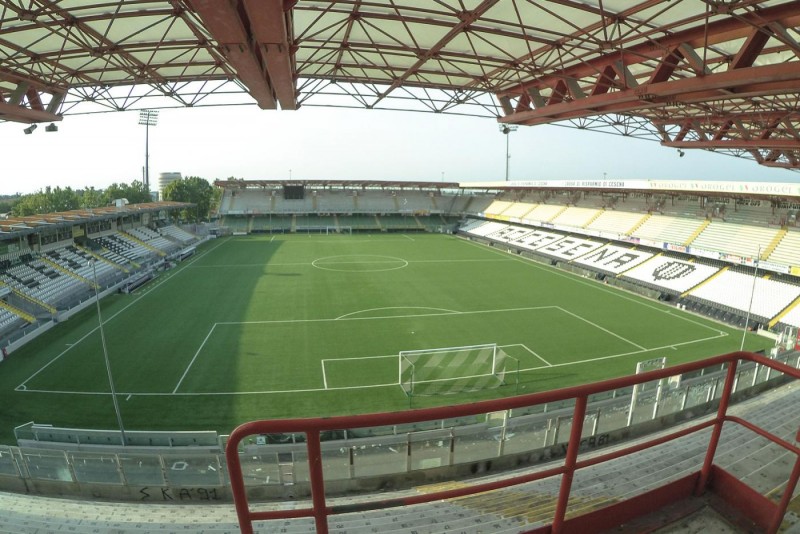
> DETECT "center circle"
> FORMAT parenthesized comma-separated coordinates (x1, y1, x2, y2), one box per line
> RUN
(311, 255, 409, 272)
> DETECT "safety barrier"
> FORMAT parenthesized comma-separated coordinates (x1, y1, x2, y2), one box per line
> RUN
(225, 351, 800, 534)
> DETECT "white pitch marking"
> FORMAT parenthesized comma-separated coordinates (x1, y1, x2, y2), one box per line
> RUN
(335, 306, 460, 320)
(16, 332, 728, 397)
(172, 323, 218, 394)
(556, 307, 647, 351)
(510, 343, 552, 367)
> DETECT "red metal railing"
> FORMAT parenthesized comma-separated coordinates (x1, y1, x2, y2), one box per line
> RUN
(225, 352, 800, 534)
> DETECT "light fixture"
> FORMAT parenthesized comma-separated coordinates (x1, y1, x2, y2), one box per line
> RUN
(45, 123, 58, 132)
(678, 149, 685, 158)
(138, 109, 159, 192)
(23, 124, 37, 135)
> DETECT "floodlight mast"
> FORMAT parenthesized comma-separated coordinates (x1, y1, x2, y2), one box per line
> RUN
(138, 109, 159, 193)
(499, 124, 518, 181)
(740, 245, 762, 351)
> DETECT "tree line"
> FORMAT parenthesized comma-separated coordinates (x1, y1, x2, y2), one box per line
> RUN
(3, 177, 218, 222)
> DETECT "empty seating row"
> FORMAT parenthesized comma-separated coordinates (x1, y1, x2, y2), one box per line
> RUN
(587, 211, 648, 235)
(521, 204, 565, 223)
(501, 201, 537, 218)
(631, 215, 706, 244)
(0, 308, 24, 331)
(483, 200, 514, 216)
(687, 270, 800, 321)
(766, 230, 800, 266)
(689, 221, 780, 258)
(777, 301, 800, 328)
(125, 226, 161, 241)
(550, 206, 599, 228)
(94, 235, 152, 261)
(45, 247, 116, 286)
(158, 225, 197, 245)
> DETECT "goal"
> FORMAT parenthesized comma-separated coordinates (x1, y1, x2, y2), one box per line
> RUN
(398, 343, 518, 397)
(325, 226, 352, 235)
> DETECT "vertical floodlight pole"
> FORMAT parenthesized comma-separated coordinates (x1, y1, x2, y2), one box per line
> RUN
(138, 109, 159, 194)
(740, 245, 762, 351)
(499, 124, 518, 181)
(91, 260, 127, 446)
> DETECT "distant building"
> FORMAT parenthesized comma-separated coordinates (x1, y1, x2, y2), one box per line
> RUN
(157, 172, 182, 200)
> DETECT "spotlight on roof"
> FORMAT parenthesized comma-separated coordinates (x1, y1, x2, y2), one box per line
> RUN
(45, 123, 58, 132)
(677, 149, 685, 158)
(23, 124, 37, 135)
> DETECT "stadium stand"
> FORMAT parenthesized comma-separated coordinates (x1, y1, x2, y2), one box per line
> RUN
(536, 235, 604, 260)
(464, 220, 508, 238)
(777, 303, 800, 328)
(550, 206, 600, 228)
(520, 203, 565, 223)
(501, 201, 536, 219)
(484, 199, 514, 217)
(767, 230, 800, 267)
(686, 270, 800, 322)
(158, 225, 198, 246)
(630, 215, 708, 245)
(572, 244, 655, 275)
(689, 221, 781, 258)
(620, 255, 721, 294)
(586, 210, 649, 235)
(315, 190, 356, 213)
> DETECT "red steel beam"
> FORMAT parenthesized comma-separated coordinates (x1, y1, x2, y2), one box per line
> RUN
(0, 102, 61, 123)
(497, 2, 800, 100)
(243, 0, 297, 110)
(189, 0, 277, 109)
(651, 111, 800, 125)
(500, 63, 800, 126)
(663, 139, 800, 150)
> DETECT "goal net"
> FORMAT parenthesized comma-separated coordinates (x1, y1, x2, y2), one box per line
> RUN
(398, 343, 518, 397)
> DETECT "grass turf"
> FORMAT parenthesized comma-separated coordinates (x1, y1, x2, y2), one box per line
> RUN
(0, 233, 772, 443)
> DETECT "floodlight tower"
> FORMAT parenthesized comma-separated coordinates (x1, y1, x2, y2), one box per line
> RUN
(138, 109, 159, 192)
(499, 124, 518, 181)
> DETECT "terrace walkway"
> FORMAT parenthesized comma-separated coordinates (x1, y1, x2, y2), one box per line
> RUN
(1, 382, 799, 533)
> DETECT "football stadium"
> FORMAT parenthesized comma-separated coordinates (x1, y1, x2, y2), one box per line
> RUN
(1, 2, 800, 533)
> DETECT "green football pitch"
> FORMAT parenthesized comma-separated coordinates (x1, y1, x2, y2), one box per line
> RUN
(0, 233, 772, 443)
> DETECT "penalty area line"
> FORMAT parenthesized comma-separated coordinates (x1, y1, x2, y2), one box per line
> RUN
(506, 343, 552, 367)
(556, 306, 646, 351)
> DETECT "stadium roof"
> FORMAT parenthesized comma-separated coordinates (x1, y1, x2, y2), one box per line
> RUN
(215, 179, 462, 190)
(0, 201, 192, 236)
(1, 1, 799, 168)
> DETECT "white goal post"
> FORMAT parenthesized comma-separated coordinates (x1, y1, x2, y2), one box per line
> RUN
(398, 343, 518, 397)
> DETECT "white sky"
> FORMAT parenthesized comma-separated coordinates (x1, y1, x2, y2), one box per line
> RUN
(1, 105, 795, 196)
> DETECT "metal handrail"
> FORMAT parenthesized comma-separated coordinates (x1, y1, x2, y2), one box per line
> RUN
(225, 351, 800, 534)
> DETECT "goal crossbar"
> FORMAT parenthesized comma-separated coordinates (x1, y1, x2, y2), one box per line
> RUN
(398, 343, 517, 397)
